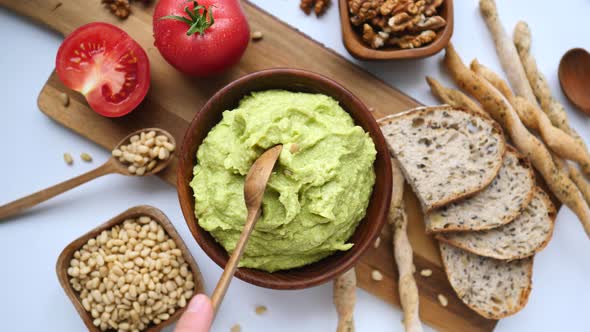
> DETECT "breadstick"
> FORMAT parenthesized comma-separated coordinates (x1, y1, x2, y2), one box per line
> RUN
(334, 268, 356, 332)
(389, 158, 423, 332)
(479, 0, 537, 105)
(425, 76, 486, 115)
(570, 167, 590, 206)
(444, 43, 590, 238)
(471, 60, 590, 171)
(513, 21, 590, 176)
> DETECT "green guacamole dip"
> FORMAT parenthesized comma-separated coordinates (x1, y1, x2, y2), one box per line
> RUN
(191, 90, 376, 272)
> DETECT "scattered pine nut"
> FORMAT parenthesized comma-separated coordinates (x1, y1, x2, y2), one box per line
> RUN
(255, 305, 267, 315)
(80, 152, 92, 162)
(64, 153, 73, 165)
(371, 269, 383, 281)
(60, 92, 70, 107)
(368, 107, 376, 112)
(230, 324, 242, 332)
(420, 269, 432, 277)
(251, 31, 263, 41)
(437, 294, 448, 307)
(373, 236, 381, 248)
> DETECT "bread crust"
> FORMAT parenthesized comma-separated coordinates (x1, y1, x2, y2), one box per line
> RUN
(378, 105, 506, 212)
(439, 242, 534, 320)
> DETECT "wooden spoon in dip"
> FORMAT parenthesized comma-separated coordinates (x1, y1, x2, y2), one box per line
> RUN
(210, 144, 283, 314)
(559, 48, 590, 115)
(0, 128, 175, 220)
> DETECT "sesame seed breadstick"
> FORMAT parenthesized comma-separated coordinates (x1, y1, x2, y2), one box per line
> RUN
(513, 21, 590, 177)
(425, 76, 486, 115)
(444, 43, 590, 238)
(479, 0, 537, 105)
(333, 268, 356, 332)
(389, 158, 423, 332)
(471, 60, 590, 172)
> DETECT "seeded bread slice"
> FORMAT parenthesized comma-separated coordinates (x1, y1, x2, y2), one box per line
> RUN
(426, 146, 535, 233)
(437, 188, 555, 260)
(439, 242, 533, 320)
(379, 106, 506, 212)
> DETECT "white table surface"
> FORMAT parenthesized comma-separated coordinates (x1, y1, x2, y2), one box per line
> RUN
(1, 1, 589, 331)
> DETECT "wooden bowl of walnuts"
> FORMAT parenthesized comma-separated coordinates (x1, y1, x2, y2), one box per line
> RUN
(338, 0, 454, 60)
(56, 206, 204, 332)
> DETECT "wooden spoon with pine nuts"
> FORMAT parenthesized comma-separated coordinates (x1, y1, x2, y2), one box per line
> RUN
(0, 128, 175, 220)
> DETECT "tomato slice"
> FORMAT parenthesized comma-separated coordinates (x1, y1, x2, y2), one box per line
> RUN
(56, 23, 150, 117)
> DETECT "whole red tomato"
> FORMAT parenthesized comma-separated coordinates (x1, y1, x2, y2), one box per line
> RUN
(153, 0, 250, 76)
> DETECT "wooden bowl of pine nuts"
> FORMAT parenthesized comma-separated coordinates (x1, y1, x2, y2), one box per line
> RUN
(56, 206, 204, 332)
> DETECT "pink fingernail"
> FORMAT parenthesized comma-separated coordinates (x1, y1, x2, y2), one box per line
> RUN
(186, 294, 209, 313)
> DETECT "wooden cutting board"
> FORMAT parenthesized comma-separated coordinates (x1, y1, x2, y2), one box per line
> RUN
(1, 0, 497, 330)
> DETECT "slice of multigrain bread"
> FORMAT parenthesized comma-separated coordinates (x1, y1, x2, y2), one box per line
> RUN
(379, 106, 506, 212)
(426, 146, 535, 233)
(437, 188, 556, 260)
(439, 242, 533, 319)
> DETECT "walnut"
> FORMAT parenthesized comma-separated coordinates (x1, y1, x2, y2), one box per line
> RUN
(370, 16, 389, 29)
(388, 30, 437, 49)
(424, 0, 444, 16)
(363, 23, 388, 48)
(301, 0, 331, 16)
(388, 12, 424, 32)
(103, 0, 130, 19)
(350, 0, 444, 49)
(349, 0, 384, 26)
(411, 15, 446, 32)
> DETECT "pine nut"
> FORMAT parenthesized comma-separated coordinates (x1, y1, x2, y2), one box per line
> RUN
(60, 92, 70, 107)
(371, 269, 383, 281)
(438, 294, 448, 307)
(420, 269, 432, 277)
(251, 31, 263, 41)
(80, 152, 92, 162)
(373, 236, 381, 248)
(63, 153, 73, 165)
(67, 217, 192, 331)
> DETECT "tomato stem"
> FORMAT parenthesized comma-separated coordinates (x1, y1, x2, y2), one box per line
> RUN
(160, 0, 214, 36)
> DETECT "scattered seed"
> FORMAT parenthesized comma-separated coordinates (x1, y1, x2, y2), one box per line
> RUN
(438, 294, 448, 307)
(230, 324, 241, 332)
(373, 236, 381, 248)
(251, 31, 263, 41)
(255, 305, 267, 315)
(371, 269, 383, 281)
(64, 153, 74, 165)
(368, 107, 375, 112)
(80, 152, 93, 162)
(420, 269, 432, 277)
(60, 92, 70, 107)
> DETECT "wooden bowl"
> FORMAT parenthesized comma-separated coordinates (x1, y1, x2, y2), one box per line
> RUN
(56, 206, 205, 332)
(177, 68, 392, 290)
(338, 0, 454, 60)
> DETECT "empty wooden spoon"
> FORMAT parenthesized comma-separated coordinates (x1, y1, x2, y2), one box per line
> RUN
(559, 48, 590, 115)
(210, 144, 283, 314)
(0, 128, 175, 220)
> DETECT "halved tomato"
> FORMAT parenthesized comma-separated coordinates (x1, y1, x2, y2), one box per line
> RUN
(56, 22, 150, 117)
